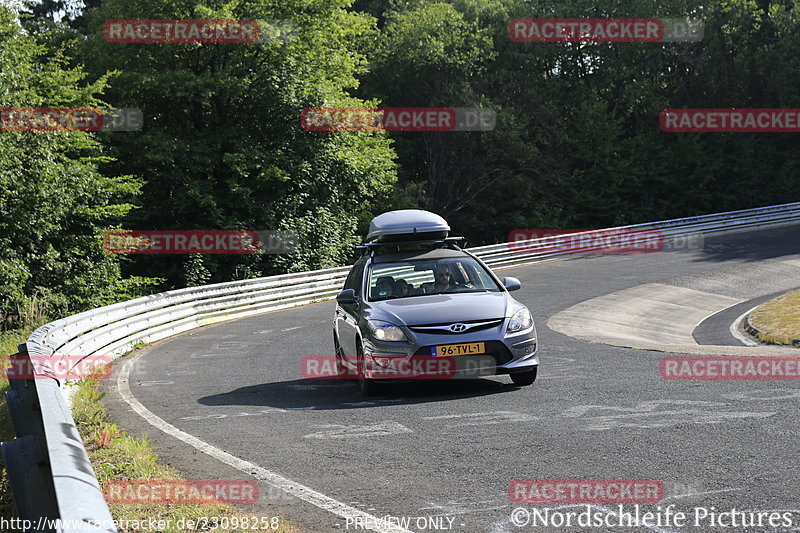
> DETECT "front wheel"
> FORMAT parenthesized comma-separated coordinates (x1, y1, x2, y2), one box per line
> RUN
(359, 375, 378, 396)
(510, 367, 537, 386)
(356, 342, 379, 396)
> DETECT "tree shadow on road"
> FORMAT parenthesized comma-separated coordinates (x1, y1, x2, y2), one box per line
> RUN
(689, 224, 800, 263)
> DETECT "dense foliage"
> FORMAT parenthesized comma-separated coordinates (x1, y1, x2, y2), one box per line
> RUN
(1, 0, 798, 324)
(0, 6, 146, 324)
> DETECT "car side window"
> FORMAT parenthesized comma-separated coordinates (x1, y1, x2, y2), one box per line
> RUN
(343, 260, 366, 296)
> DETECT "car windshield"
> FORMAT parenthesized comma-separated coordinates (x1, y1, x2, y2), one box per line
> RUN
(367, 256, 501, 301)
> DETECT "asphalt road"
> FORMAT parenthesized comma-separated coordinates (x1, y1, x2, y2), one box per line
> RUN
(103, 226, 800, 533)
(693, 291, 785, 346)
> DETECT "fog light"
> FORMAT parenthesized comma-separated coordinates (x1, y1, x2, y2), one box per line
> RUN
(375, 357, 391, 367)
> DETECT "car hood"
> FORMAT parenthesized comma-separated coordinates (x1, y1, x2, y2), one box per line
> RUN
(367, 292, 512, 326)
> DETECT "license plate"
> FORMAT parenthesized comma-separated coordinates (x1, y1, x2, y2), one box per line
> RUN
(432, 342, 486, 357)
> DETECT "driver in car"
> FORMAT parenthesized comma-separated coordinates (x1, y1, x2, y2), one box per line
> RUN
(422, 265, 457, 294)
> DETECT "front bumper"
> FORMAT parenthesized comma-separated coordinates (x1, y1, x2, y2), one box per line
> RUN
(361, 322, 538, 380)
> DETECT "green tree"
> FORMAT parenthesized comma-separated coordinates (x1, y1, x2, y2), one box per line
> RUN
(363, 0, 800, 244)
(362, 0, 569, 243)
(79, 0, 397, 284)
(0, 5, 145, 324)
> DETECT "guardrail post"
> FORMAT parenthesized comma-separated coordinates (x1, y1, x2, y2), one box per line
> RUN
(1, 344, 60, 530)
(6, 344, 45, 438)
(1, 436, 59, 530)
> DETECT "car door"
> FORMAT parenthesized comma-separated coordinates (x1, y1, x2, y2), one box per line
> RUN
(336, 259, 365, 356)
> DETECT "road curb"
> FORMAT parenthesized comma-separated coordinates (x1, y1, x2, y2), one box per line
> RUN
(745, 312, 800, 347)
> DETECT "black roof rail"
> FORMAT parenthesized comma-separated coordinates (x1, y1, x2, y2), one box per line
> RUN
(433, 236, 466, 250)
(356, 236, 466, 256)
(355, 242, 382, 257)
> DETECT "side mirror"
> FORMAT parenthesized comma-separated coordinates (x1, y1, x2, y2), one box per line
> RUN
(336, 289, 357, 304)
(503, 277, 521, 292)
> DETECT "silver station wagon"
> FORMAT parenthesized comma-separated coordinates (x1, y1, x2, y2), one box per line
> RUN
(333, 210, 539, 395)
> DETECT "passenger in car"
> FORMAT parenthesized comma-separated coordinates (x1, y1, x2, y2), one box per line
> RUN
(393, 279, 410, 297)
(373, 276, 395, 299)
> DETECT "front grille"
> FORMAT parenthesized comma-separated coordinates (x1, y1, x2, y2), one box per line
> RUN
(408, 318, 503, 335)
(414, 340, 513, 366)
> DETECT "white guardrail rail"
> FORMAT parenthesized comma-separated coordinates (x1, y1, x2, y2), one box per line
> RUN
(3, 201, 800, 532)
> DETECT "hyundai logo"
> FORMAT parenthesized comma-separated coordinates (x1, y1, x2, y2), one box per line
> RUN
(449, 323, 469, 332)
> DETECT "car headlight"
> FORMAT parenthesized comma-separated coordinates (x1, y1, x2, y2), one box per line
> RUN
(507, 307, 533, 333)
(367, 320, 408, 342)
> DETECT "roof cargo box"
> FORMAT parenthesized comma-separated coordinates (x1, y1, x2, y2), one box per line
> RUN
(367, 210, 450, 243)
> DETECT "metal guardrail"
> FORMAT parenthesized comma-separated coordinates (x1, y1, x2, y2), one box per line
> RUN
(471, 201, 800, 269)
(3, 201, 800, 531)
(2, 345, 114, 533)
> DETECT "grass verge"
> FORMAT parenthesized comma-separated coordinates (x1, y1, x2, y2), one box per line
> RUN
(750, 289, 800, 345)
(72, 367, 300, 533)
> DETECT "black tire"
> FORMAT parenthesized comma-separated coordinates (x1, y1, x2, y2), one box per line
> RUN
(510, 367, 538, 386)
(359, 375, 378, 396)
(356, 342, 378, 396)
